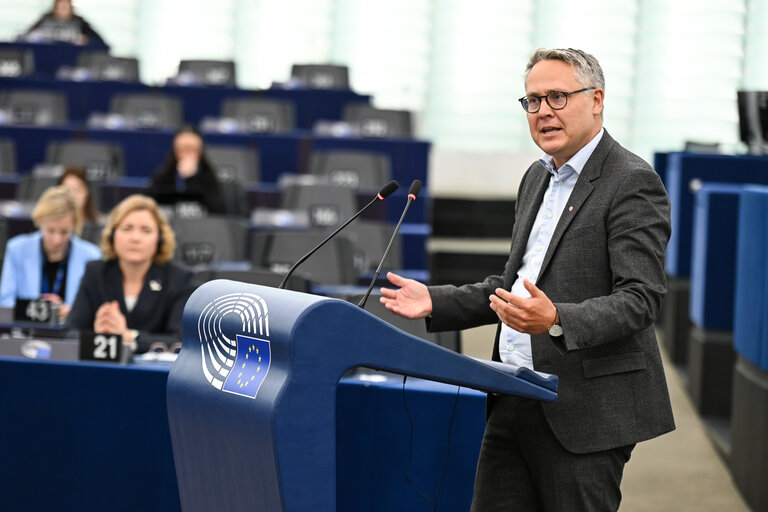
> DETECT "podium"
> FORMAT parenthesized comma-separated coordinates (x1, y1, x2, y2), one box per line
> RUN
(167, 281, 558, 511)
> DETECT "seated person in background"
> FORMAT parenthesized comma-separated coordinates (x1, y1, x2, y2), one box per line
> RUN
(58, 166, 102, 225)
(67, 195, 194, 354)
(0, 186, 101, 319)
(147, 126, 226, 214)
(22, 0, 106, 46)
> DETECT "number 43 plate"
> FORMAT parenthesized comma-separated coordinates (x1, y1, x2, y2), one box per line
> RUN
(79, 331, 123, 363)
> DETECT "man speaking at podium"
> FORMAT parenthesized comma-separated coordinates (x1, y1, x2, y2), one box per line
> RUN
(381, 48, 674, 512)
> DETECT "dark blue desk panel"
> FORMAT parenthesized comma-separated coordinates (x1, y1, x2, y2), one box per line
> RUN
(733, 186, 768, 370)
(689, 183, 743, 330)
(0, 356, 485, 511)
(0, 357, 180, 512)
(0, 41, 108, 77)
(663, 152, 768, 277)
(653, 151, 668, 187)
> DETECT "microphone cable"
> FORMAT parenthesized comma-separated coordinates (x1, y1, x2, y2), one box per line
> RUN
(401, 375, 462, 512)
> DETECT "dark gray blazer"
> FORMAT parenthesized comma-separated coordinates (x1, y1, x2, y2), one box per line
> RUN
(67, 259, 193, 353)
(427, 130, 675, 454)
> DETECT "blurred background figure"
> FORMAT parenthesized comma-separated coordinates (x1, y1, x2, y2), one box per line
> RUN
(58, 166, 102, 224)
(0, 185, 101, 319)
(147, 126, 226, 214)
(21, 0, 106, 46)
(67, 194, 193, 353)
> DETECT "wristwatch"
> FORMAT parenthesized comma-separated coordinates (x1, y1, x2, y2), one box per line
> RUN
(548, 308, 563, 337)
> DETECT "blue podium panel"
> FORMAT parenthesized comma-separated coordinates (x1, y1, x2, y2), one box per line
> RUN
(689, 183, 743, 330)
(168, 281, 557, 512)
(337, 374, 485, 512)
(733, 186, 768, 370)
(663, 152, 768, 277)
(0, 357, 180, 512)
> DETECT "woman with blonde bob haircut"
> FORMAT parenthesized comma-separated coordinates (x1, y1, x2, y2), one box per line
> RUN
(68, 195, 193, 353)
(0, 186, 101, 319)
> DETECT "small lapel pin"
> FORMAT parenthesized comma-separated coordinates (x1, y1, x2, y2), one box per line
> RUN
(568, 206, 574, 212)
(149, 280, 162, 292)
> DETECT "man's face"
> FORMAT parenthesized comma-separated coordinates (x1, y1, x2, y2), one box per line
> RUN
(524, 59, 604, 169)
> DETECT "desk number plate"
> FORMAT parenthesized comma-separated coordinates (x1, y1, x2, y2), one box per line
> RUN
(79, 331, 123, 362)
(14, 299, 53, 324)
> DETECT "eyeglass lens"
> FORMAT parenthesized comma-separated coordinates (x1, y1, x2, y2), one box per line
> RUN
(524, 91, 567, 112)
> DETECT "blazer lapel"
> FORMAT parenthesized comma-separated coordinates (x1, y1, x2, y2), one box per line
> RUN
(504, 164, 550, 290)
(536, 131, 614, 281)
(128, 264, 163, 324)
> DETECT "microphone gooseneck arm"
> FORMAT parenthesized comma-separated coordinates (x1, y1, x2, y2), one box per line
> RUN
(358, 180, 422, 308)
(278, 180, 399, 289)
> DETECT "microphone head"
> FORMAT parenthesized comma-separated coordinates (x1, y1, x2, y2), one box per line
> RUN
(377, 180, 400, 199)
(408, 180, 423, 199)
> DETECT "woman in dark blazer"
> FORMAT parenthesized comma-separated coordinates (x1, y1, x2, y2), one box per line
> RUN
(147, 126, 226, 214)
(67, 194, 193, 354)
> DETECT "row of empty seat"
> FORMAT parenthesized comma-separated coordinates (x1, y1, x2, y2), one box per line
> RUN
(0, 47, 351, 90)
(0, 88, 413, 137)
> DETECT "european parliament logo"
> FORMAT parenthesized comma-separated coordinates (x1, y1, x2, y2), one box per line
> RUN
(198, 292, 271, 399)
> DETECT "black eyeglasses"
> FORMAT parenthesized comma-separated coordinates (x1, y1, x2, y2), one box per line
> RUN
(518, 87, 595, 113)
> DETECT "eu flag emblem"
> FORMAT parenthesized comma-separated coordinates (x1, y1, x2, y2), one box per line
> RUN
(221, 334, 271, 399)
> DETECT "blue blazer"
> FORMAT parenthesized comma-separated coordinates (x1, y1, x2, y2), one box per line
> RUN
(0, 231, 102, 307)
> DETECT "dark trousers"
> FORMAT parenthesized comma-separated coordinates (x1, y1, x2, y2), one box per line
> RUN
(470, 395, 634, 512)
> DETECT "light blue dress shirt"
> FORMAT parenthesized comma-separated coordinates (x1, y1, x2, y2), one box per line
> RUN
(499, 128, 604, 369)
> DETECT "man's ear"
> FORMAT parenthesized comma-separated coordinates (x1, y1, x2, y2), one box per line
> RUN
(592, 88, 605, 116)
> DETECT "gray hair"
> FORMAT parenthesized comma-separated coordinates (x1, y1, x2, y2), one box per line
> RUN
(525, 48, 605, 91)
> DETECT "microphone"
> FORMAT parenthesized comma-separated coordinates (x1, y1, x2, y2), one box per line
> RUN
(278, 180, 400, 289)
(358, 179, 422, 308)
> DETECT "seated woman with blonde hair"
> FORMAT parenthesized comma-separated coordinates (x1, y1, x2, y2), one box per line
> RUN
(0, 186, 101, 319)
(67, 195, 193, 353)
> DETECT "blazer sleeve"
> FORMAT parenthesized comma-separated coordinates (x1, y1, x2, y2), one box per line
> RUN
(66, 261, 101, 331)
(0, 243, 18, 307)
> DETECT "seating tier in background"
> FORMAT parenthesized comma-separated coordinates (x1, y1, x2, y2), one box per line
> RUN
(0, 89, 67, 126)
(0, 48, 34, 78)
(45, 139, 124, 181)
(171, 215, 248, 268)
(308, 149, 391, 191)
(290, 64, 349, 90)
(342, 104, 412, 138)
(220, 97, 295, 133)
(251, 230, 357, 286)
(279, 180, 357, 229)
(73, 51, 140, 82)
(177, 59, 236, 86)
(109, 93, 182, 130)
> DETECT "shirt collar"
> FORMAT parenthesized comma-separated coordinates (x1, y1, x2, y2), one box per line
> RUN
(538, 127, 605, 177)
